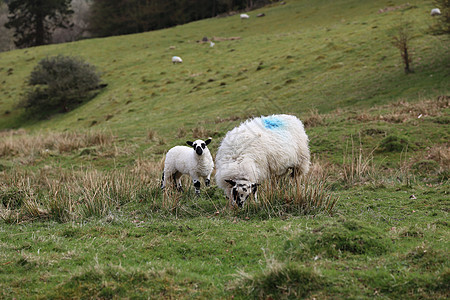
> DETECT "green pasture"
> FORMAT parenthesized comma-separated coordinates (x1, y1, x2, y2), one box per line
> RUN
(0, 0, 448, 138)
(0, 0, 448, 298)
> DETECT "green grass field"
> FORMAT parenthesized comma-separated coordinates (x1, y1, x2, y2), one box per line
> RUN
(0, 0, 449, 298)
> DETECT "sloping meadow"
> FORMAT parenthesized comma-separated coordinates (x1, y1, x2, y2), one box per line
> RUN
(0, 0, 449, 298)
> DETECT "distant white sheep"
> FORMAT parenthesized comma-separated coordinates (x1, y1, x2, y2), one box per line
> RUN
(431, 8, 441, 16)
(240, 13, 250, 19)
(172, 56, 183, 64)
(161, 138, 213, 195)
(215, 114, 310, 207)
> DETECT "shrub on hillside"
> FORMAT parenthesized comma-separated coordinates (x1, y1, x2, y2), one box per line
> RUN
(19, 55, 105, 117)
(392, 21, 414, 74)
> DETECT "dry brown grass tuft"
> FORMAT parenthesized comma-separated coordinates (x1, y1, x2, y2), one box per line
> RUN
(192, 126, 210, 139)
(0, 130, 115, 158)
(341, 138, 377, 186)
(309, 157, 336, 180)
(349, 97, 449, 123)
(147, 129, 158, 142)
(214, 115, 243, 124)
(425, 144, 450, 168)
(0, 167, 160, 223)
(254, 164, 338, 216)
(303, 109, 326, 128)
(176, 127, 187, 138)
(132, 157, 165, 184)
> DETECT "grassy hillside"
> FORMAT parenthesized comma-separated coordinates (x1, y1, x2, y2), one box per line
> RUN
(0, 0, 448, 136)
(0, 0, 449, 298)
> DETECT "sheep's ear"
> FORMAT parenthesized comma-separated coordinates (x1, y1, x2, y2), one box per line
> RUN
(186, 141, 194, 147)
(252, 183, 259, 194)
(205, 138, 212, 146)
(225, 179, 236, 187)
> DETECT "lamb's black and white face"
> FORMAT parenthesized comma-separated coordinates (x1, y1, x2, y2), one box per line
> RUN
(187, 138, 211, 156)
(225, 179, 258, 207)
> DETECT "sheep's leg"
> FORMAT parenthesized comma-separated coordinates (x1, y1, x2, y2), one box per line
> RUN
(173, 172, 183, 192)
(193, 178, 201, 195)
(205, 174, 211, 187)
(252, 183, 259, 203)
(290, 166, 305, 179)
(226, 189, 234, 206)
(161, 172, 166, 189)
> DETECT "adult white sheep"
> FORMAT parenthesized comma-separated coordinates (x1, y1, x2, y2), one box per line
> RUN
(240, 13, 250, 19)
(161, 138, 213, 195)
(215, 114, 310, 207)
(172, 56, 183, 64)
(430, 8, 441, 16)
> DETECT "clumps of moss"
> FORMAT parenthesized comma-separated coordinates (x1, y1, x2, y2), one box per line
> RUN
(285, 218, 392, 259)
(378, 135, 410, 152)
(230, 260, 325, 299)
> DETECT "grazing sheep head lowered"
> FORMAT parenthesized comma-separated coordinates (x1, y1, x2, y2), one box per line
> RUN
(225, 179, 259, 207)
(186, 138, 211, 156)
(215, 114, 310, 208)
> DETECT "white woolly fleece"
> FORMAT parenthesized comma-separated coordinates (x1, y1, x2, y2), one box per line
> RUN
(163, 145, 214, 182)
(215, 114, 310, 196)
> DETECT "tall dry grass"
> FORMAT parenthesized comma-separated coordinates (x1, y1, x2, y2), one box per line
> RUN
(237, 165, 338, 218)
(341, 137, 378, 186)
(349, 96, 449, 123)
(0, 129, 115, 157)
(0, 162, 164, 223)
(303, 108, 327, 128)
(1, 126, 437, 223)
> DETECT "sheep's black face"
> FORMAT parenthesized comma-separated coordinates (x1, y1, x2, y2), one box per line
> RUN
(225, 179, 258, 207)
(187, 138, 211, 156)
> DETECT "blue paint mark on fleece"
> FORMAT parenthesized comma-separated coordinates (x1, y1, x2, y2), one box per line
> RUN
(262, 116, 284, 130)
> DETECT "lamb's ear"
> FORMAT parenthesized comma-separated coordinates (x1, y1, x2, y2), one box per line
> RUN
(225, 179, 236, 187)
(205, 138, 212, 146)
(186, 141, 194, 147)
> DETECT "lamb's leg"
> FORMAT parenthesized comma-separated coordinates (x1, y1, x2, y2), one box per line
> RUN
(193, 177, 201, 195)
(173, 172, 183, 192)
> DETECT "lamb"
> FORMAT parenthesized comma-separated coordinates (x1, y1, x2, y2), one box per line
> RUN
(161, 138, 214, 195)
(215, 114, 310, 207)
(431, 8, 441, 16)
(240, 13, 250, 19)
(172, 56, 183, 64)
